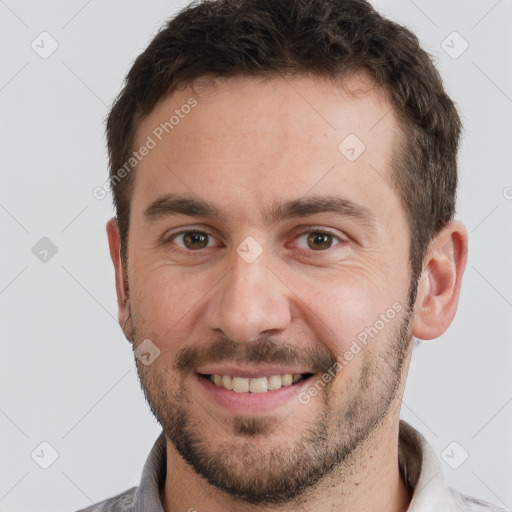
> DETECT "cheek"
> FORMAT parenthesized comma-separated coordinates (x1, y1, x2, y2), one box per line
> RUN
(290, 269, 403, 361)
(131, 264, 217, 339)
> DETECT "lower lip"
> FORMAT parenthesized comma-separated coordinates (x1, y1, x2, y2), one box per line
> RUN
(195, 374, 314, 414)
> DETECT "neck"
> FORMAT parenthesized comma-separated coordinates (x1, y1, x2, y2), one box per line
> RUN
(161, 415, 411, 512)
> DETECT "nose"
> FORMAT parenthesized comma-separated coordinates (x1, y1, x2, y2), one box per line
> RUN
(204, 252, 292, 343)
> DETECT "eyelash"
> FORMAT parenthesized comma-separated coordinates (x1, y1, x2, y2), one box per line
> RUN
(163, 227, 347, 254)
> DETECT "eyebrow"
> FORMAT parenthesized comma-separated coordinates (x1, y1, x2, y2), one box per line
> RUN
(143, 193, 376, 230)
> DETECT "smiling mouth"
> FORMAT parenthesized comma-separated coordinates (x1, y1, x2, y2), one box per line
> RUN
(197, 373, 315, 393)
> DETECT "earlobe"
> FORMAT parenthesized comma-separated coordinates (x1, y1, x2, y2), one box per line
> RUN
(106, 218, 133, 342)
(412, 221, 468, 340)
(121, 301, 133, 342)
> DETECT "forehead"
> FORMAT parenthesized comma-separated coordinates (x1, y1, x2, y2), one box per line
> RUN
(131, 73, 402, 223)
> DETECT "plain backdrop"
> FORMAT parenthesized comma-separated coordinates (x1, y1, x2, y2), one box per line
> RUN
(0, 1, 511, 511)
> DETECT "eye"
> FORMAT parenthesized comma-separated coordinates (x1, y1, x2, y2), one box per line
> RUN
(293, 230, 344, 251)
(166, 230, 220, 251)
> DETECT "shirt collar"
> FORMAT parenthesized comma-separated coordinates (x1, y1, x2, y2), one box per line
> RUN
(398, 420, 459, 511)
(133, 430, 167, 511)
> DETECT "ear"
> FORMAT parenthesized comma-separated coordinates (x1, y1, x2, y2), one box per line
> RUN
(412, 220, 468, 340)
(106, 218, 133, 342)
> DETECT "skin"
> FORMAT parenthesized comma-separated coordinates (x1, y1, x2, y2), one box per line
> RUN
(106, 73, 468, 512)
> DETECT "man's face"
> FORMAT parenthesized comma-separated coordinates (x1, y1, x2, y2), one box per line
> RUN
(124, 74, 415, 504)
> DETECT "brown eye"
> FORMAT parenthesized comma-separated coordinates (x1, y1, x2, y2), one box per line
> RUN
(169, 230, 217, 250)
(183, 232, 209, 249)
(294, 230, 343, 252)
(306, 232, 334, 250)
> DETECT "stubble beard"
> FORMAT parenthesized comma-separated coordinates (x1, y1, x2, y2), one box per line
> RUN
(131, 297, 414, 507)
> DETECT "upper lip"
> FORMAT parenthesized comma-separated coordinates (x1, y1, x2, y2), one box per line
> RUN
(196, 364, 314, 379)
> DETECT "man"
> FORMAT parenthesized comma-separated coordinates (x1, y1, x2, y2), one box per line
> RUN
(79, 0, 507, 510)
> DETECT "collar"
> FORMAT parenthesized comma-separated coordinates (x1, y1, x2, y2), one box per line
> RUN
(131, 420, 476, 511)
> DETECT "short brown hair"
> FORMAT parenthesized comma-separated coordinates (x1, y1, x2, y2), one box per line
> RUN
(106, 0, 461, 283)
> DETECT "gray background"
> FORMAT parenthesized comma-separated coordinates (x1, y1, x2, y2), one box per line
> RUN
(0, 1, 511, 510)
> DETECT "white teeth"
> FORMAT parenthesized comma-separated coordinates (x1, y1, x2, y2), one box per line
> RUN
(281, 374, 293, 386)
(267, 375, 282, 390)
(232, 377, 250, 393)
(209, 373, 305, 393)
(249, 377, 267, 393)
(222, 375, 233, 390)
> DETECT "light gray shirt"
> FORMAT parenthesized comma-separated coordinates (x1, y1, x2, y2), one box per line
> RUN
(75, 420, 508, 511)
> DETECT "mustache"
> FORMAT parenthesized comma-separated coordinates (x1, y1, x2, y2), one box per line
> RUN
(174, 336, 337, 375)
